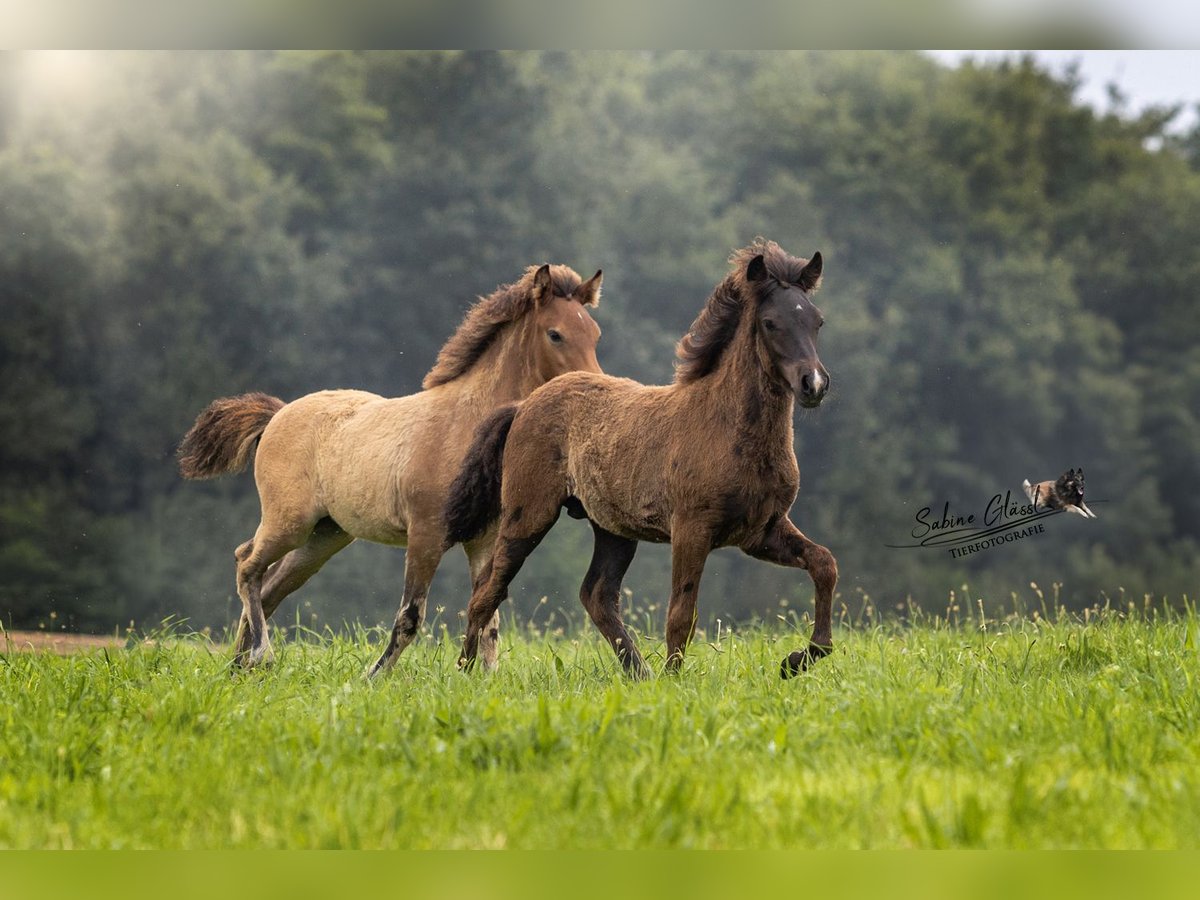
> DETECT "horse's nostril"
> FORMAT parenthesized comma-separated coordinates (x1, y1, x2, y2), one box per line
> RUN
(797, 370, 827, 401)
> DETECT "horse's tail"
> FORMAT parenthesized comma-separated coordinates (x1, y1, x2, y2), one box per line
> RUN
(178, 392, 286, 479)
(444, 403, 519, 544)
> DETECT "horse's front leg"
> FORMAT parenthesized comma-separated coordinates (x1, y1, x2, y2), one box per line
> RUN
(664, 527, 713, 673)
(743, 516, 838, 678)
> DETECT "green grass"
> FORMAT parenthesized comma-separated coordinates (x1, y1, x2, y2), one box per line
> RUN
(2, 604, 1199, 849)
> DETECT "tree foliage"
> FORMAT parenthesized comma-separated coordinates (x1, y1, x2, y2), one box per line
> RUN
(1, 51, 1196, 632)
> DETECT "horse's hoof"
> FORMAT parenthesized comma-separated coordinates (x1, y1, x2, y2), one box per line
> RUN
(244, 645, 275, 670)
(626, 662, 651, 681)
(780, 643, 831, 679)
(780, 650, 807, 679)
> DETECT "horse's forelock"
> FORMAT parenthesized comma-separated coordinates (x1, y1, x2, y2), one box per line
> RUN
(730, 239, 817, 291)
(544, 265, 584, 302)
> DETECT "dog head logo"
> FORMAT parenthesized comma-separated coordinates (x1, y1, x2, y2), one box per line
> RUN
(1022, 467, 1095, 519)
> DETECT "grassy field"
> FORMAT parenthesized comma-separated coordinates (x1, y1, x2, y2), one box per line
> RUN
(2, 601, 1198, 849)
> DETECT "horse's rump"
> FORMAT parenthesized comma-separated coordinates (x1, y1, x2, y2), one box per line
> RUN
(260, 390, 422, 544)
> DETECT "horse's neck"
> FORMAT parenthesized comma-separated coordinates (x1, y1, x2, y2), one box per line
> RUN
(705, 323, 794, 446)
(444, 323, 539, 408)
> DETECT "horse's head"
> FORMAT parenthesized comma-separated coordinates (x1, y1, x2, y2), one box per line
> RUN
(527, 264, 604, 382)
(747, 250, 828, 408)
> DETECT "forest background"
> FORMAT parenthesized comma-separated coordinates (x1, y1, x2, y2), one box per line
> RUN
(2, 51, 1197, 633)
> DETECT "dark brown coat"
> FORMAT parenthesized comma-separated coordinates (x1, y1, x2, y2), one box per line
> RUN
(448, 240, 837, 678)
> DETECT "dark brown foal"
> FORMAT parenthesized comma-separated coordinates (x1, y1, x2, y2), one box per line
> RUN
(447, 240, 838, 678)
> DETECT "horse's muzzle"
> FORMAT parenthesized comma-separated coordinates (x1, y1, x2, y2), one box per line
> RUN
(797, 368, 828, 408)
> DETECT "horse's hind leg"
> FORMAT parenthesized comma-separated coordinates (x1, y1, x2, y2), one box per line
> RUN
(367, 534, 445, 678)
(742, 517, 838, 678)
(459, 507, 561, 671)
(464, 533, 502, 671)
(234, 522, 314, 669)
(580, 522, 647, 678)
(232, 518, 353, 662)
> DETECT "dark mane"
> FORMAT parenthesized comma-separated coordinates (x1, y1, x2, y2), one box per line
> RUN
(423, 264, 585, 389)
(674, 239, 817, 384)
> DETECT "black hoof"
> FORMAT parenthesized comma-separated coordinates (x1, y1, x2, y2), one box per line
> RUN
(780, 643, 831, 679)
(780, 651, 807, 679)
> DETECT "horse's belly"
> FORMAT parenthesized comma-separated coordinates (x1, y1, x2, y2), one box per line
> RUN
(315, 402, 427, 545)
(570, 449, 671, 542)
(578, 492, 670, 543)
(612, 520, 671, 543)
(319, 468, 410, 546)
(327, 507, 408, 546)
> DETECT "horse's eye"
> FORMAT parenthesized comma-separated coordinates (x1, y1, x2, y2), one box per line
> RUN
(763, 319, 777, 332)
(818, 318, 825, 329)
(548, 329, 564, 344)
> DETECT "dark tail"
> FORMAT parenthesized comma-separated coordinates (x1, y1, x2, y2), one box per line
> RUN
(444, 403, 519, 544)
(178, 392, 285, 479)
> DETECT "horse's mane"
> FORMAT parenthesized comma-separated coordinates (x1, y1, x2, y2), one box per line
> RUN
(423, 264, 587, 389)
(674, 239, 817, 384)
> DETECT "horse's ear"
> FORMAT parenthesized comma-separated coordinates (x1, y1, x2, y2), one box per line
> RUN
(746, 254, 768, 282)
(574, 269, 602, 307)
(798, 252, 823, 293)
(530, 264, 553, 303)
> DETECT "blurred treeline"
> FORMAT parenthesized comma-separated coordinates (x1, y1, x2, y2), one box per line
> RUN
(2, 51, 1197, 634)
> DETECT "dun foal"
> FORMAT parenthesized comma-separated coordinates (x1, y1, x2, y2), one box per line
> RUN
(446, 240, 837, 678)
(179, 264, 603, 672)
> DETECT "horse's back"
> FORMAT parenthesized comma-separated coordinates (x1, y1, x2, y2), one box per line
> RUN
(258, 389, 383, 456)
(522, 371, 660, 414)
(518, 371, 667, 450)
